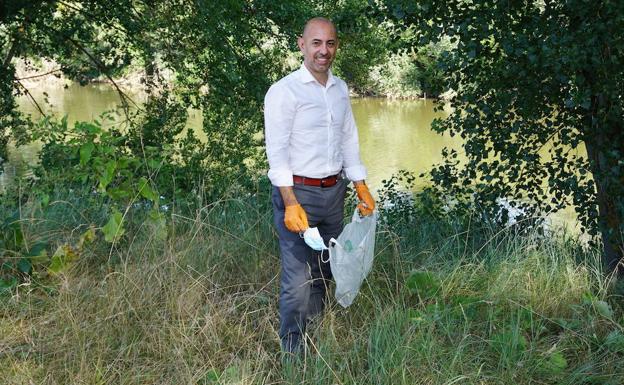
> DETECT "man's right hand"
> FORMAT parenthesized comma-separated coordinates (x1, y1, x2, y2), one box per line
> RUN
(284, 204, 309, 233)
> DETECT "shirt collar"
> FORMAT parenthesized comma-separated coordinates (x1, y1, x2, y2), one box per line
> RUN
(298, 63, 336, 88)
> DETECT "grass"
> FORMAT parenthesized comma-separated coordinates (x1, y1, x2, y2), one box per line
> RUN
(1, 189, 623, 385)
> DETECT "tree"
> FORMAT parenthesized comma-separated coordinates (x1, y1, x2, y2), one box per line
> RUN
(0, 1, 314, 193)
(388, 0, 624, 273)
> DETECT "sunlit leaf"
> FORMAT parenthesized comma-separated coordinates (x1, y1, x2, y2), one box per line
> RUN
(138, 177, 159, 203)
(102, 211, 125, 243)
(77, 226, 96, 249)
(48, 244, 79, 274)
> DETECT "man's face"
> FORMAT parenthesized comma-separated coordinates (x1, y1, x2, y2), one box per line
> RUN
(298, 20, 338, 77)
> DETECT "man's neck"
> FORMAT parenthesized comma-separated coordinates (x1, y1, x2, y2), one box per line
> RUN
(304, 63, 329, 86)
(314, 73, 328, 87)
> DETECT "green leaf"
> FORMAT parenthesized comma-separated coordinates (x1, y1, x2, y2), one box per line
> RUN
(605, 330, 624, 353)
(28, 242, 49, 265)
(79, 142, 95, 165)
(40, 193, 50, 207)
(593, 300, 614, 319)
(106, 186, 131, 201)
(102, 211, 125, 243)
(539, 351, 568, 376)
(17, 258, 32, 274)
(77, 121, 102, 134)
(98, 160, 117, 192)
(0, 277, 18, 293)
(138, 177, 159, 203)
(48, 244, 79, 274)
(201, 369, 219, 384)
(491, 330, 527, 366)
(147, 158, 162, 169)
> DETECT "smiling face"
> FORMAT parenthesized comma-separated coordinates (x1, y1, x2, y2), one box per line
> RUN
(297, 18, 338, 84)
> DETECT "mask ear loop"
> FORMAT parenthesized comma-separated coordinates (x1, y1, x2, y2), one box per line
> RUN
(320, 248, 330, 264)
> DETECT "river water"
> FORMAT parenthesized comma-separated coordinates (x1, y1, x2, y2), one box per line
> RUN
(9, 81, 577, 232)
(11, 82, 459, 188)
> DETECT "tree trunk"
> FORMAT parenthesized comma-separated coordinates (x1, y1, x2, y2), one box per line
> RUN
(585, 135, 624, 275)
(584, 94, 624, 275)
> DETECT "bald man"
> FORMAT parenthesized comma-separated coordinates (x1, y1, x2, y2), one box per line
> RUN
(264, 17, 375, 354)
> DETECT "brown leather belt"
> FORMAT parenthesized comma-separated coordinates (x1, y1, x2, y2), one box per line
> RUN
(293, 174, 340, 188)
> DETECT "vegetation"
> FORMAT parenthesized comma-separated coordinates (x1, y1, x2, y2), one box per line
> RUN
(1, 180, 623, 384)
(389, 0, 624, 272)
(2, 1, 624, 383)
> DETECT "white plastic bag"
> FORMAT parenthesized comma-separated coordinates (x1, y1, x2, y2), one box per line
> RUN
(329, 209, 377, 308)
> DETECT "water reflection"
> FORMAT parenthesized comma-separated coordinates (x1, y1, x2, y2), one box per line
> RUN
(10, 81, 579, 233)
(352, 97, 458, 188)
(14, 82, 454, 191)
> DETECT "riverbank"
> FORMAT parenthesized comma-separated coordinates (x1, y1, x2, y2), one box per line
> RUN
(14, 56, 448, 102)
(1, 187, 622, 384)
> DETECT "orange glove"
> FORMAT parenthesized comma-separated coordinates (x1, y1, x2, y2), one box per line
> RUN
(284, 204, 309, 232)
(355, 183, 375, 216)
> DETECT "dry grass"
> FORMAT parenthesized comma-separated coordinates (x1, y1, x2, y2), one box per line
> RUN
(1, 199, 623, 384)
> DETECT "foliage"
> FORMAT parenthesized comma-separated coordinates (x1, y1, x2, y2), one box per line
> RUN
(369, 50, 423, 98)
(387, 0, 624, 271)
(1, 0, 307, 190)
(369, 39, 451, 98)
(1, 187, 623, 383)
(376, 169, 418, 225)
(325, 0, 391, 94)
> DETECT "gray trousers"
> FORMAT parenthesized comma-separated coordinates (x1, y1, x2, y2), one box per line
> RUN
(272, 179, 347, 353)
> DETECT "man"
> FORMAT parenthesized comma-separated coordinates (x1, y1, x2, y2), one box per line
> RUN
(264, 17, 375, 354)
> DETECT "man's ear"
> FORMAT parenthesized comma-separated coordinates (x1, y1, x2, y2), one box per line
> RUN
(297, 36, 304, 51)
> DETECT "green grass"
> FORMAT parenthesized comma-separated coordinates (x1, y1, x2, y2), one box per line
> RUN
(1, 190, 623, 385)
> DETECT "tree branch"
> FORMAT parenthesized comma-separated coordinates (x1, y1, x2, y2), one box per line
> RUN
(63, 34, 140, 115)
(15, 80, 46, 117)
(2, 39, 19, 69)
(15, 67, 62, 80)
(56, 0, 134, 36)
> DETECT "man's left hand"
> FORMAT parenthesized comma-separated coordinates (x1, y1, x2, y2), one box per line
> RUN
(354, 183, 375, 216)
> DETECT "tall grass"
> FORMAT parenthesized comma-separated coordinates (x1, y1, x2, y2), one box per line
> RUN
(1, 189, 623, 384)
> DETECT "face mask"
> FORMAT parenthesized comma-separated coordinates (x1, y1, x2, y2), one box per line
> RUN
(301, 227, 328, 251)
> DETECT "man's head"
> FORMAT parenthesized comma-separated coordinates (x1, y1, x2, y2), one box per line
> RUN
(298, 17, 338, 81)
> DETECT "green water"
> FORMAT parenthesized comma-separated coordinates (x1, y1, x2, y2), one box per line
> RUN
(12, 82, 456, 189)
(352, 98, 458, 188)
(10, 81, 577, 231)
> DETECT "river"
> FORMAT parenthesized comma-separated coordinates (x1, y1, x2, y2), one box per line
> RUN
(9, 81, 577, 232)
(11, 81, 459, 188)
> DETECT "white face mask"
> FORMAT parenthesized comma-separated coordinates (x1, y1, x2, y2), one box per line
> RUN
(301, 227, 328, 251)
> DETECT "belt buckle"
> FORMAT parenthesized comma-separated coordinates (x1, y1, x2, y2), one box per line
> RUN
(320, 178, 327, 187)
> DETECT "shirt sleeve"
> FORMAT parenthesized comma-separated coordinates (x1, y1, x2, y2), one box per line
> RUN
(264, 83, 296, 186)
(341, 89, 367, 182)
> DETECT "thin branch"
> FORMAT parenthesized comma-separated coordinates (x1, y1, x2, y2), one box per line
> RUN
(15, 80, 47, 117)
(2, 39, 19, 69)
(15, 67, 62, 80)
(40, 21, 140, 117)
(64, 35, 141, 116)
(56, 0, 134, 36)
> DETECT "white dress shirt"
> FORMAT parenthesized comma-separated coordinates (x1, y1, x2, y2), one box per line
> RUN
(264, 64, 367, 187)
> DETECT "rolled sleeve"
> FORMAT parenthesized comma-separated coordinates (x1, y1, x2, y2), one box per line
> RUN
(264, 83, 295, 186)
